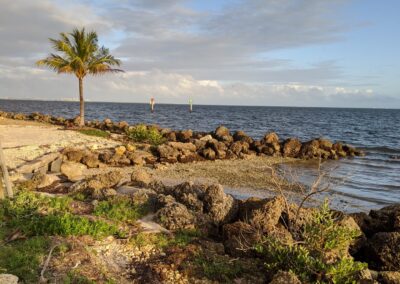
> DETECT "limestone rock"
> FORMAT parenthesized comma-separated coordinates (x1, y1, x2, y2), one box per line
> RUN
(0, 274, 19, 284)
(203, 184, 238, 225)
(155, 202, 195, 230)
(131, 169, 153, 187)
(60, 161, 86, 181)
(282, 138, 302, 158)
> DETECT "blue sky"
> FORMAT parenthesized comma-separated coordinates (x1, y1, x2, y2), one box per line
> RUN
(0, 0, 399, 107)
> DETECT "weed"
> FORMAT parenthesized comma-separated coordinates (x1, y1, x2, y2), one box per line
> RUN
(77, 129, 110, 138)
(254, 201, 367, 283)
(126, 124, 165, 145)
(93, 196, 150, 223)
(194, 254, 243, 283)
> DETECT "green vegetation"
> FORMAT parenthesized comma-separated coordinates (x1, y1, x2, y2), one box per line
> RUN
(126, 124, 165, 145)
(93, 196, 150, 223)
(0, 236, 48, 283)
(1, 191, 121, 238)
(194, 254, 244, 283)
(78, 129, 110, 138)
(62, 272, 96, 284)
(36, 28, 123, 126)
(255, 201, 367, 283)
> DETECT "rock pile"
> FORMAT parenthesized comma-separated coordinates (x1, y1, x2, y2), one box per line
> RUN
(1, 111, 364, 164)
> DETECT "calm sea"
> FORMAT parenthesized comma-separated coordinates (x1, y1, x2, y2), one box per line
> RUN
(1, 99, 399, 211)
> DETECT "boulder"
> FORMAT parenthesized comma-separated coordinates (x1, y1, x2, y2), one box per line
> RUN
(37, 173, 61, 189)
(0, 274, 19, 284)
(199, 134, 213, 142)
(203, 184, 239, 225)
(318, 138, 333, 151)
(156, 145, 180, 163)
(214, 126, 230, 138)
(243, 195, 286, 233)
(167, 142, 196, 152)
(262, 132, 279, 144)
(131, 169, 153, 187)
(64, 148, 86, 162)
(379, 271, 400, 284)
(176, 130, 193, 142)
(81, 154, 100, 168)
(366, 232, 400, 270)
(202, 148, 216, 160)
(270, 271, 301, 284)
(155, 202, 195, 230)
(115, 145, 127, 156)
(299, 139, 320, 159)
(60, 161, 86, 181)
(50, 157, 63, 173)
(233, 130, 253, 144)
(282, 138, 302, 158)
(170, 182, 204, 212)
(87, 171, 123, 191)
(164, 131, 177, 142)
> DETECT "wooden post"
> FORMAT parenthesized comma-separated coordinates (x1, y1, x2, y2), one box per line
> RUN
(150, 97, 155, 113)
(189, 98, 193, 113)
(0, 139, 13, 198)
(0, 172, 5, 200)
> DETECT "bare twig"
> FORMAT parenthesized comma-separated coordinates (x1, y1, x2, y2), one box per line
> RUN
(39, 244, 59, 283)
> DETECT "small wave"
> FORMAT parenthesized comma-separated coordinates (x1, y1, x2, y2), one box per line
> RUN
(361, 146, 400, 154)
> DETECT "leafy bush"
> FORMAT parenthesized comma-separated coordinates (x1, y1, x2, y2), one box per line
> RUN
(255, 201, 367, 283)
(126, 124, 165, 145)
(78, 129, 110, 138)
(93, 196, 150, 223)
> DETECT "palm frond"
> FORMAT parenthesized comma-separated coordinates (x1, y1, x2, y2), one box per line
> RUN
(37, 27, 123, 78)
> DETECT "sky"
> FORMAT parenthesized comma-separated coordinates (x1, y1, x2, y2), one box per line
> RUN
(0, 0, 399, 108)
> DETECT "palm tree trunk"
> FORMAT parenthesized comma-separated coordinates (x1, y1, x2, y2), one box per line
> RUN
(78, 77, 84, 127)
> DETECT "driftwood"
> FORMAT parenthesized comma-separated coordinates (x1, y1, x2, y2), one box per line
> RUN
(0, 138, 13, 198)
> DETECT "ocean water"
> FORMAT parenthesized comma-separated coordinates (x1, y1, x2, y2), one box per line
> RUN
(1, 99, 399, 211)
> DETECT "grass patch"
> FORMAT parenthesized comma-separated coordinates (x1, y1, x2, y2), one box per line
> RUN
(194, 254, 244, 283)
(254, 201, 367, 283)
(1, 191, 122, 238)
(78, 129, 110, 138)
(0, 235, 48, 283)
(126, 124, 165, 145)
(93, 196, 150, 224)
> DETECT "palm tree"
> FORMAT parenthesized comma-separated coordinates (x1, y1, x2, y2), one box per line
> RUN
(37, 28, 123, 126)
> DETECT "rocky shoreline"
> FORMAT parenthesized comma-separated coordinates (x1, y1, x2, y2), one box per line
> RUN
(0, 112, 399, 283)
(1, 111, 364, 169)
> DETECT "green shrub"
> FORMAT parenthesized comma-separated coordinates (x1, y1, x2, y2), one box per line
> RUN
(77, 129, 110, 138)
(126, 124, 165, 145)
(255, 201, 367, 283)
(93, 196, 150, 223)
